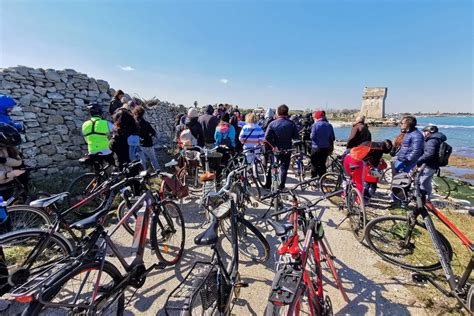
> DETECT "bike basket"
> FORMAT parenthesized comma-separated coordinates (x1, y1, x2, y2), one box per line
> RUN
(164, 174, 189, 199)
(269, 262, 303, 305)
(185, 150, 201, 168)
(201, 152, 223, 171)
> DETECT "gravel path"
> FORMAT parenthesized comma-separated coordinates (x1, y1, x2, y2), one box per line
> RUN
(5, 174, 428, 315)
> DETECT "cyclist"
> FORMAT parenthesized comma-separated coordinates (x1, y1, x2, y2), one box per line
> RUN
(239, 112, 265, 163)
(310, 111, 335, 178)
(264, 104, 298, 189)
(82, 103, 115, 166)
(0, 94, 24, 132)
(394, 115, 424, 173)
(416, 125, 447, 200)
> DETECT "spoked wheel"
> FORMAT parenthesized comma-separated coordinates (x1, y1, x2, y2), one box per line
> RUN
(150, 200, 186, 266)
(6, 205, 51, 230)
(219, 216, 270, 263)
(319, 172, 343, 206)
(290, 153, 311, 180)
(116, 197, 140, 235)
(68, 173, 106, 217)
(22, 261, 124, 316)
(345, 188, 366, 242)
(379, 168, 393, 190)
(364, 215, 453, 271)
(254, 160, 267, 188)
(178, 167, 202, 194)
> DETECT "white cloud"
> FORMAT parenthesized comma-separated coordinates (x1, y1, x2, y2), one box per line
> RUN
(220, 78, 229, 84)
(118, 65, 135, 71)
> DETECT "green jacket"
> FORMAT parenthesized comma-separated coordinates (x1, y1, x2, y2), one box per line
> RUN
(82, 117, 111, 154)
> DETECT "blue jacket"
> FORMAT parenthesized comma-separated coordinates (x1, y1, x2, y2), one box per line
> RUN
(396, 128, 424, 168)
(417, 132, 447, 169)
(0, 95, 23, 131)
(214, 123, 236, 148)
(264, 117, 298, 150)
(311, 118, 335, 149)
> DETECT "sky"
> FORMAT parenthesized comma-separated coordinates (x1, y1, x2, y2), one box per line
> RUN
(0, 0, 472, 112)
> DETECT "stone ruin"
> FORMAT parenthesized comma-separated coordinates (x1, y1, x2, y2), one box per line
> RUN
(0, 66, 185, 177)
(360, 87, 387, 119)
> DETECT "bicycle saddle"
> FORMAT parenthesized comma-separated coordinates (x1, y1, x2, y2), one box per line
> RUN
(267, 219, 293, 237)
(199, 171, 216, 182)
(29, 192, 69, 208)
(70, 208, 108, 230)
(194, 220, 219, 246)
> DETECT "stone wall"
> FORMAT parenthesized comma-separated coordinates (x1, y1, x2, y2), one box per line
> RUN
(0, 66, 184, 177)
(360, 87, 387, 119)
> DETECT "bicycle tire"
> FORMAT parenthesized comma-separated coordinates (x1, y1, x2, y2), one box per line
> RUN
(22, 260, 124, 316)
(219, 216, 270, 263)
(365, 214, 453, 272)
(433, 175, 451, 200)
(67, 173, 106, 217)
(467, 284, 474, 313)
(290, 153, 311, 178)
(319, 172, 343, 206)
(345, 188, 366, 242)
(116, 197, 140, 236)
(6, 205, 51, 230)
(150, 200, 186, 266)
(178, 167, 202, 194)
(0, 229, 73, 289)
(254, 160, 267, 188)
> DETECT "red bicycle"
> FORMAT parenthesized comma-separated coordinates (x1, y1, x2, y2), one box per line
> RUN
(265, 181, 349, 315)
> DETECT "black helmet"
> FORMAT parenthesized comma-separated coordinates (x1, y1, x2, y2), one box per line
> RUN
(0, 123, 22, 146)
(422, 125, 438, 133)
(87, 103, 102, 116)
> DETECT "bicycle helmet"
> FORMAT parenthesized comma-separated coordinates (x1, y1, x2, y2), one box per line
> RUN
(422, 125, 438, 134)
(0, 123, 22, 146)
(87, 103, 103, 116)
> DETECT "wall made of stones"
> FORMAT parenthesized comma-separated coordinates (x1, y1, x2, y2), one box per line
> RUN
(0, 66, 184, 177)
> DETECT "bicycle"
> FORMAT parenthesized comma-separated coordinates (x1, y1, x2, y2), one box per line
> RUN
(290, 140, 311, 183)
(165, 168, 265, 315)
(16, 169, 185, 315)
(318, 164, 367, 242)
(365, 164, 473, 313)
(264, 189, 350, 315)
(221, 145, 266, 190)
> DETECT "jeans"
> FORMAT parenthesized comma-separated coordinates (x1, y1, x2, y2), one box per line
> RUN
(310, 147, 331, 178)
(139, 146, 160, 171)
(419, 166, 437, 199)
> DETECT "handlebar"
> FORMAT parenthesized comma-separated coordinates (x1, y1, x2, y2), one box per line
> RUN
(206, 165, 246, 199)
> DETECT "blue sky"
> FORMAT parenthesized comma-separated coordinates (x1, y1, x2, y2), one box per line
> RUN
(1, 0, 472, 112)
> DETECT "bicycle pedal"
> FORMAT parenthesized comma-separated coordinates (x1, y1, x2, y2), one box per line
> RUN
(412, 273, 428, 283)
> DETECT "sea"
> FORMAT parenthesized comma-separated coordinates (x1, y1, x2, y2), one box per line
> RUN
(333, 116, 474, 158)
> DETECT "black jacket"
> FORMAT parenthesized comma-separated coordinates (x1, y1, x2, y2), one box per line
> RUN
(188, 117, 205, 147)
(110, 131, 131, 168)
(109, 98, 123, 115)
(198, 114, 219, 144)
(137, 118, 156, 147)
(417, 132, 447, 169)
(265, 117, 299, 150)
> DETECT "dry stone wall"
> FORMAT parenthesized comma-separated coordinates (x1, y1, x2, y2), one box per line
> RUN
(0, 66, 184, 177)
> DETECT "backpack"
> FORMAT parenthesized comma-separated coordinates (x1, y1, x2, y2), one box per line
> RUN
(438, 141, 452, 167)
(179, 129, 197, 148)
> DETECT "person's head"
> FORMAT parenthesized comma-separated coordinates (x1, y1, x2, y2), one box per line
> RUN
(276, 104, 289, 117)
(422, 125, 438, 138)
(221, 113, 230, 124)
(230, 116, 239, 128)
(205, 104, 214, 115)
(114, 89, 124, 100)
(0, 95, 16, 114)
(132, 105, 145, 120)
(265, 108, 275, 119)
(382, 139, 393, 153)
(313, 110, 325, 120)
(176, 113, 185, 125)
(401, 115, 417, 132)
(355, 115, 365, 124)
(113, 109, 138, 134)
(245, 112, 257, 124)
(87, 103, 103, 117)
(187, 107, 199, 119)
(0, 123, 21, 147)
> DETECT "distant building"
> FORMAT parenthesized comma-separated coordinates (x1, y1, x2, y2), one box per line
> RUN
(360, 87, 387, 119)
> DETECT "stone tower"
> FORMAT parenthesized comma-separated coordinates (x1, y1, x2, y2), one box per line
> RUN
(360, 87, 387, 119)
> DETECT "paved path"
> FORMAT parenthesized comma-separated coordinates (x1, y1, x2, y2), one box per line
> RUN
(6, 175, 428, 315)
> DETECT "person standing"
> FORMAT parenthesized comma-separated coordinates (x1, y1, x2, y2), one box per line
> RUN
(133, 106, 160, 171)
(346, 115, 371, 149)
(109, 89, 124, 115)
(310, 111, 335, 178)
(186, 107, 205, 147)
(109, 109, 140, 168)
(394, 115, 424, 173)
(264, 104, 298, 189)
(416, 125, 447, 200)
(239, 113, 265, 163)
(198, 104, 219, 148)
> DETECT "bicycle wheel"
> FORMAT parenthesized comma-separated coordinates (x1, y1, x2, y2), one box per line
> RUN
(0, 229, 73, 289)
(345, 188, 366, 242)
(290, 153, 311, 178)
(68, 173, 106, 217)
(219, 216, 270, 263)
(319, 172, 343, 206)
(365, 215, 453, 271)
(178, 167, 202, 193)
(433, 175, 451, 199)
(23, 260, 124, 316)
(6, 205, 51, 230)
(246, 175, 261, 203)
(150, 200, 186, 266)
(116, 197, 140, 236)
(254, 160, 267, 188)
